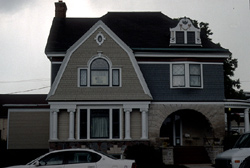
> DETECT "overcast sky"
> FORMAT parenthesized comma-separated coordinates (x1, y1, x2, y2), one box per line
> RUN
(0, 0, 249, 94)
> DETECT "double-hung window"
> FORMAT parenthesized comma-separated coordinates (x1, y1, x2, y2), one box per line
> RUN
(171, 63, 202, 88)
(189, 64, 201, 87)
(79, 108, 121, 139)
(79, 58, 121, 87)
(172, 64, 185, 87)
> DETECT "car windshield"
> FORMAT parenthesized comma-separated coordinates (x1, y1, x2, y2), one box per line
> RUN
(234, 133, 250, 148)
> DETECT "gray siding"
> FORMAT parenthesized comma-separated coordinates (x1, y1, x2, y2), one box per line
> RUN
(49, 28, 151, 101)
(139, 64, 225, 101)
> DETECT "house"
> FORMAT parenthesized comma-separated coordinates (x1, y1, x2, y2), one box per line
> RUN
(3, 0, 250, 165)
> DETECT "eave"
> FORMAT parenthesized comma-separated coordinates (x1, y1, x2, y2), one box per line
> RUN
(133, 48, 230, 59)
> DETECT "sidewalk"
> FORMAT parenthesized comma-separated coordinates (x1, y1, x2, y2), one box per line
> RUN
(184, 164, 214, 168)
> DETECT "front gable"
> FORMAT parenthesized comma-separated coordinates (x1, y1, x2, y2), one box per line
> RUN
(47, 21, 152, 101)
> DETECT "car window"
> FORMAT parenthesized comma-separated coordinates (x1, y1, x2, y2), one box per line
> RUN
(39, 153, 64, 166)
(66, 151, 101, 164)
(234, 133, 250, 148)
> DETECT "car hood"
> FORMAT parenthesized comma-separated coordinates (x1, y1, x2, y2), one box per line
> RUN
(216, 148, 250, 159)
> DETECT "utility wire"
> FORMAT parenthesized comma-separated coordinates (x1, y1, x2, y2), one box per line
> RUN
(0, 78, 50, 84)
(7, 86, 50, 94)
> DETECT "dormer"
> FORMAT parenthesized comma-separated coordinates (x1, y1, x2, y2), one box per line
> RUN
(170, 17, 201, 46)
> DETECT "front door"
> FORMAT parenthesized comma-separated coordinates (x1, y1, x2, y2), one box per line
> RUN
(160, 114, 182, 146)
(173, 115, 182, 146)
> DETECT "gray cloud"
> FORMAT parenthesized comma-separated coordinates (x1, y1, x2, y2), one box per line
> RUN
(0, 0, 38, 14)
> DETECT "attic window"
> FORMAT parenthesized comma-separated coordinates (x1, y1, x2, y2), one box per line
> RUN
(170, 17, 201, 46)
(176, 31, 184, 44)
(95, 32, 106, 46)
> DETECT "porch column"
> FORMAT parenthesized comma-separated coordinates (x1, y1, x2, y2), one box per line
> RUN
(68, 109, 75, 140)
(124, 108, 132, 139)
(244, 108, 250, 132)
(140, 108, 148, 139)
(51, 109, 59, 140)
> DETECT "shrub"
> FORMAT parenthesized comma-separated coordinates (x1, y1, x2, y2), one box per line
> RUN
(124, 144, 162, 165)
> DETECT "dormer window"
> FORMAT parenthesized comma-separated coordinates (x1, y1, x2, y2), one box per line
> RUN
(170, 17, 201, 46)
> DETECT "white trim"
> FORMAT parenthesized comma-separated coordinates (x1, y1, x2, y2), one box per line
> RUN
(119, 108, 123, 140)
(225, 101, 250, 108)
(87, 109, 90, 139)
(170, 63, 203, 89)
(52, 62, 62, 64)
(77, 106, 123, 140)
(47, 20, 152, 99)
(46, 53, 66, 57)
(134, 52, 229, 58)
(50, 104, 76, 110)
(151, 102, 225, 105)
(95, 32, 106, 46)
(109, 110, 112, 139)
(78, 68, 88, 87)
(138, 61, 223, 65)
(169, 17, 201, 46)
(78, 55, 122, 87)
(8, 109, 50, 112)
(244, 109, 250, 132)
(48, 101, 151, 106)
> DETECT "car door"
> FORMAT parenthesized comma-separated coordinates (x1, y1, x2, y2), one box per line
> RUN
(33, 152, 65, 168)
(64, 151, 99, 168)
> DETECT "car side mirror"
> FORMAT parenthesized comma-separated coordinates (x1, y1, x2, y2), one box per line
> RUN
(35, 161, 40, 167)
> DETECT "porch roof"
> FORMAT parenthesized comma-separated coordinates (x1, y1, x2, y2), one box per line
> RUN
(225, 99, 250, 110)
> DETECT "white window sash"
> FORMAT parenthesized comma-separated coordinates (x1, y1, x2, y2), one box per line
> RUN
(171, 63, 203, 88)
(77, 107, 121, 140)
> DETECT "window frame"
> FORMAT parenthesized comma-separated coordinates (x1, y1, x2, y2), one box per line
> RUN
(175, 31, 196, 45)
(78, 57, 122, 87)
(79, 69, 87, 87)
(77, 107, 122, 140)
(170, 63, 203, 89)
(176, 31, 185, 44)
(90, 58, 110, 86)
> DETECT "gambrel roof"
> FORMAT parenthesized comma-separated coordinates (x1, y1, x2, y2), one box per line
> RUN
(45, 12, 230, 55)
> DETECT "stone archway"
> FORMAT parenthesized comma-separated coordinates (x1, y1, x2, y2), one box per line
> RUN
(148, 103, 225, 145)
(160, 109, 214, 146)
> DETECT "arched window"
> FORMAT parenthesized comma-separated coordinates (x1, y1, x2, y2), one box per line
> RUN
(90, 58, 109, 86)
(78, 56, 121, 87)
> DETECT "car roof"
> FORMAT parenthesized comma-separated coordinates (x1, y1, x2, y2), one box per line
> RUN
(49, 148, 96, 153)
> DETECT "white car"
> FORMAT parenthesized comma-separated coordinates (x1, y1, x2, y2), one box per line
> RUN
(6, 148, 136, 168)
(215, 132, 250, 168)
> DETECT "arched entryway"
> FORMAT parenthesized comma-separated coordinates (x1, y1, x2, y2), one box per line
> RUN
(160, 109, 214, 164)
(160, 109, 214, 146)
